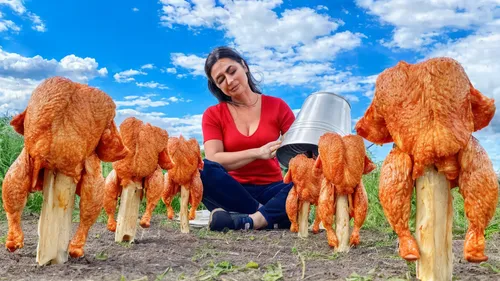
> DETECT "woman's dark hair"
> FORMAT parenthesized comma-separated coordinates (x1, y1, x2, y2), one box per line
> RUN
(204, 46, 261, 104)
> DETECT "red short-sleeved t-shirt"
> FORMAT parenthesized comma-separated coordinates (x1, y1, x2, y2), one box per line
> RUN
(202, 94, 295, 185)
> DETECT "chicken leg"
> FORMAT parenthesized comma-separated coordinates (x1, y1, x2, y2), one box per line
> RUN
(379, 146, 419, 261)
(285, 186, 299, 233)
(458, 136, 499, 262)
(188, 170, 203, 220)
(318, 178, 337, 248)
(2, 148, 32, 252)
(69, 154, 104, 258)
(103, 170, 121, 232)
(140, 166, 164, 228)
(311, 211, 321, 234)
(350, 181, 368, 246)
(162, 173, 180, 220)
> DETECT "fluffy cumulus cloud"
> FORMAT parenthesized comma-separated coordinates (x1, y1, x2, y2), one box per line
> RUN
(0, 48, 108, 81)
(355, 0, 500, 49)
(170, 53, 206, 76)
(0, 48, 108, 115)
(115, 109, 203, 141)
(0, 76, 41, 114)
(159, 0, 368, 99)
(0, 0, 46, 32)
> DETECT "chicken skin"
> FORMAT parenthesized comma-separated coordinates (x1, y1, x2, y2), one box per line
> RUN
(314, 132, 376, 248)
(103, 117, 172, 231)
(2, 77, 128, 257)
(162, 136, 203, 221)
(283, 154, 323, 233)
(355, 57, 498, 262)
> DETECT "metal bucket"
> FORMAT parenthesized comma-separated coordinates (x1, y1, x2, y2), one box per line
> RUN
(276, 92, 351, 169)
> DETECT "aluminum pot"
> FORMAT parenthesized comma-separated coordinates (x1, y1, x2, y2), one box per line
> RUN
(276, 92, 351, 169)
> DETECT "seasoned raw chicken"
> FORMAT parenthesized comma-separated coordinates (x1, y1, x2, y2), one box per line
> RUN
(103, 117, 172, 231)
(314, 132, 376, 248)
(162, 136, 204, 220)
(283, 154, 323, 233)
(355, 57, 498, 262)
(2, 77, 128, 257)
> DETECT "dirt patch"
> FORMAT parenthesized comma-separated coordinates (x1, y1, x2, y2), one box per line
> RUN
(1, 214, 499, 281)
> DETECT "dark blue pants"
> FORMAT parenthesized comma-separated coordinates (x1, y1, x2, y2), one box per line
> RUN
(200, 159, 293, 227)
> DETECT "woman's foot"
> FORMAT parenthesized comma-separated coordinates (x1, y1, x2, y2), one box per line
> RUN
(209, 208, 254, 231)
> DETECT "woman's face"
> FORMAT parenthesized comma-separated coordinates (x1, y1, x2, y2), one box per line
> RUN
(210, 58, 249, 97)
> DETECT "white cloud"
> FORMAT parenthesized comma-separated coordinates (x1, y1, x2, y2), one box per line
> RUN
(135, 81, 169, 89)
(296, 31, 364, 61)
(164, 67, 177, 74)
(113, 69, 147, 83)
(132, 7, 139, 12)
(161, 1, 368, 99)
(159, 0, 229, 29)
(0, 48, 108, 82)
(0, 12, 20, 32)
(355, 0, 500, 49)
(316, 5, 328, 11)
(124, 95, 139, 100)
(115, 96, 170, 108)
(141, 63, 154, 69)
(0, 76, 41, 115)
(0, 0, 46, 32)
(171, 53, 205, 76)
(27, 12, 46, 32)
(0, 0, 25, 13)
(116, 108, 204, 140)
(166, 96, 191, 103)
(0, 48, 109, 116)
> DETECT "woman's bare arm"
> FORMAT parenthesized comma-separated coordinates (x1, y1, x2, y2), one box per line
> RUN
(204, 139, 281, 171)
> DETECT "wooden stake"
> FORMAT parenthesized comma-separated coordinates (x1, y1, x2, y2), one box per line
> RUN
(180, 186, 190, 234)
(298, 201, 310, 238)
(115, 182, 142, 243)
(335, 195, 350, 252)
(416, 166, 453, 281)
(36, 169, 77, 265)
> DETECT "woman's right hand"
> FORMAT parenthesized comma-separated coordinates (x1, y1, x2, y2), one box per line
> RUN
(256, 140, 282, 160)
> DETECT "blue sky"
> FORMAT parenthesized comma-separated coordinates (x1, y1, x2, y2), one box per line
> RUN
(0, 0, 499, 172)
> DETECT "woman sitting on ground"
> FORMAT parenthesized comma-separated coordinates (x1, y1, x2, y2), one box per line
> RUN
(201, 46, 295, 231)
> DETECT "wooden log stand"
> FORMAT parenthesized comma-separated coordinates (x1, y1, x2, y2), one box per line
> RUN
(415, 166, 453, 281)
(36, 169, 77, 265)
(115, 181, 143, 243)
(335, 195, 350, 253)
(180, 186, 190, 234)
(298, 201, 310, 238)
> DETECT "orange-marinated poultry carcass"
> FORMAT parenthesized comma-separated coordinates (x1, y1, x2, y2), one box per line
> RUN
(2, 76, 128, 257)
(314, 132, 376, 248)
(103, 117, 172, 231)
(355, 57, 498, 262)
(162, 136, 204, 221)
(284, 154, 323, 233)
